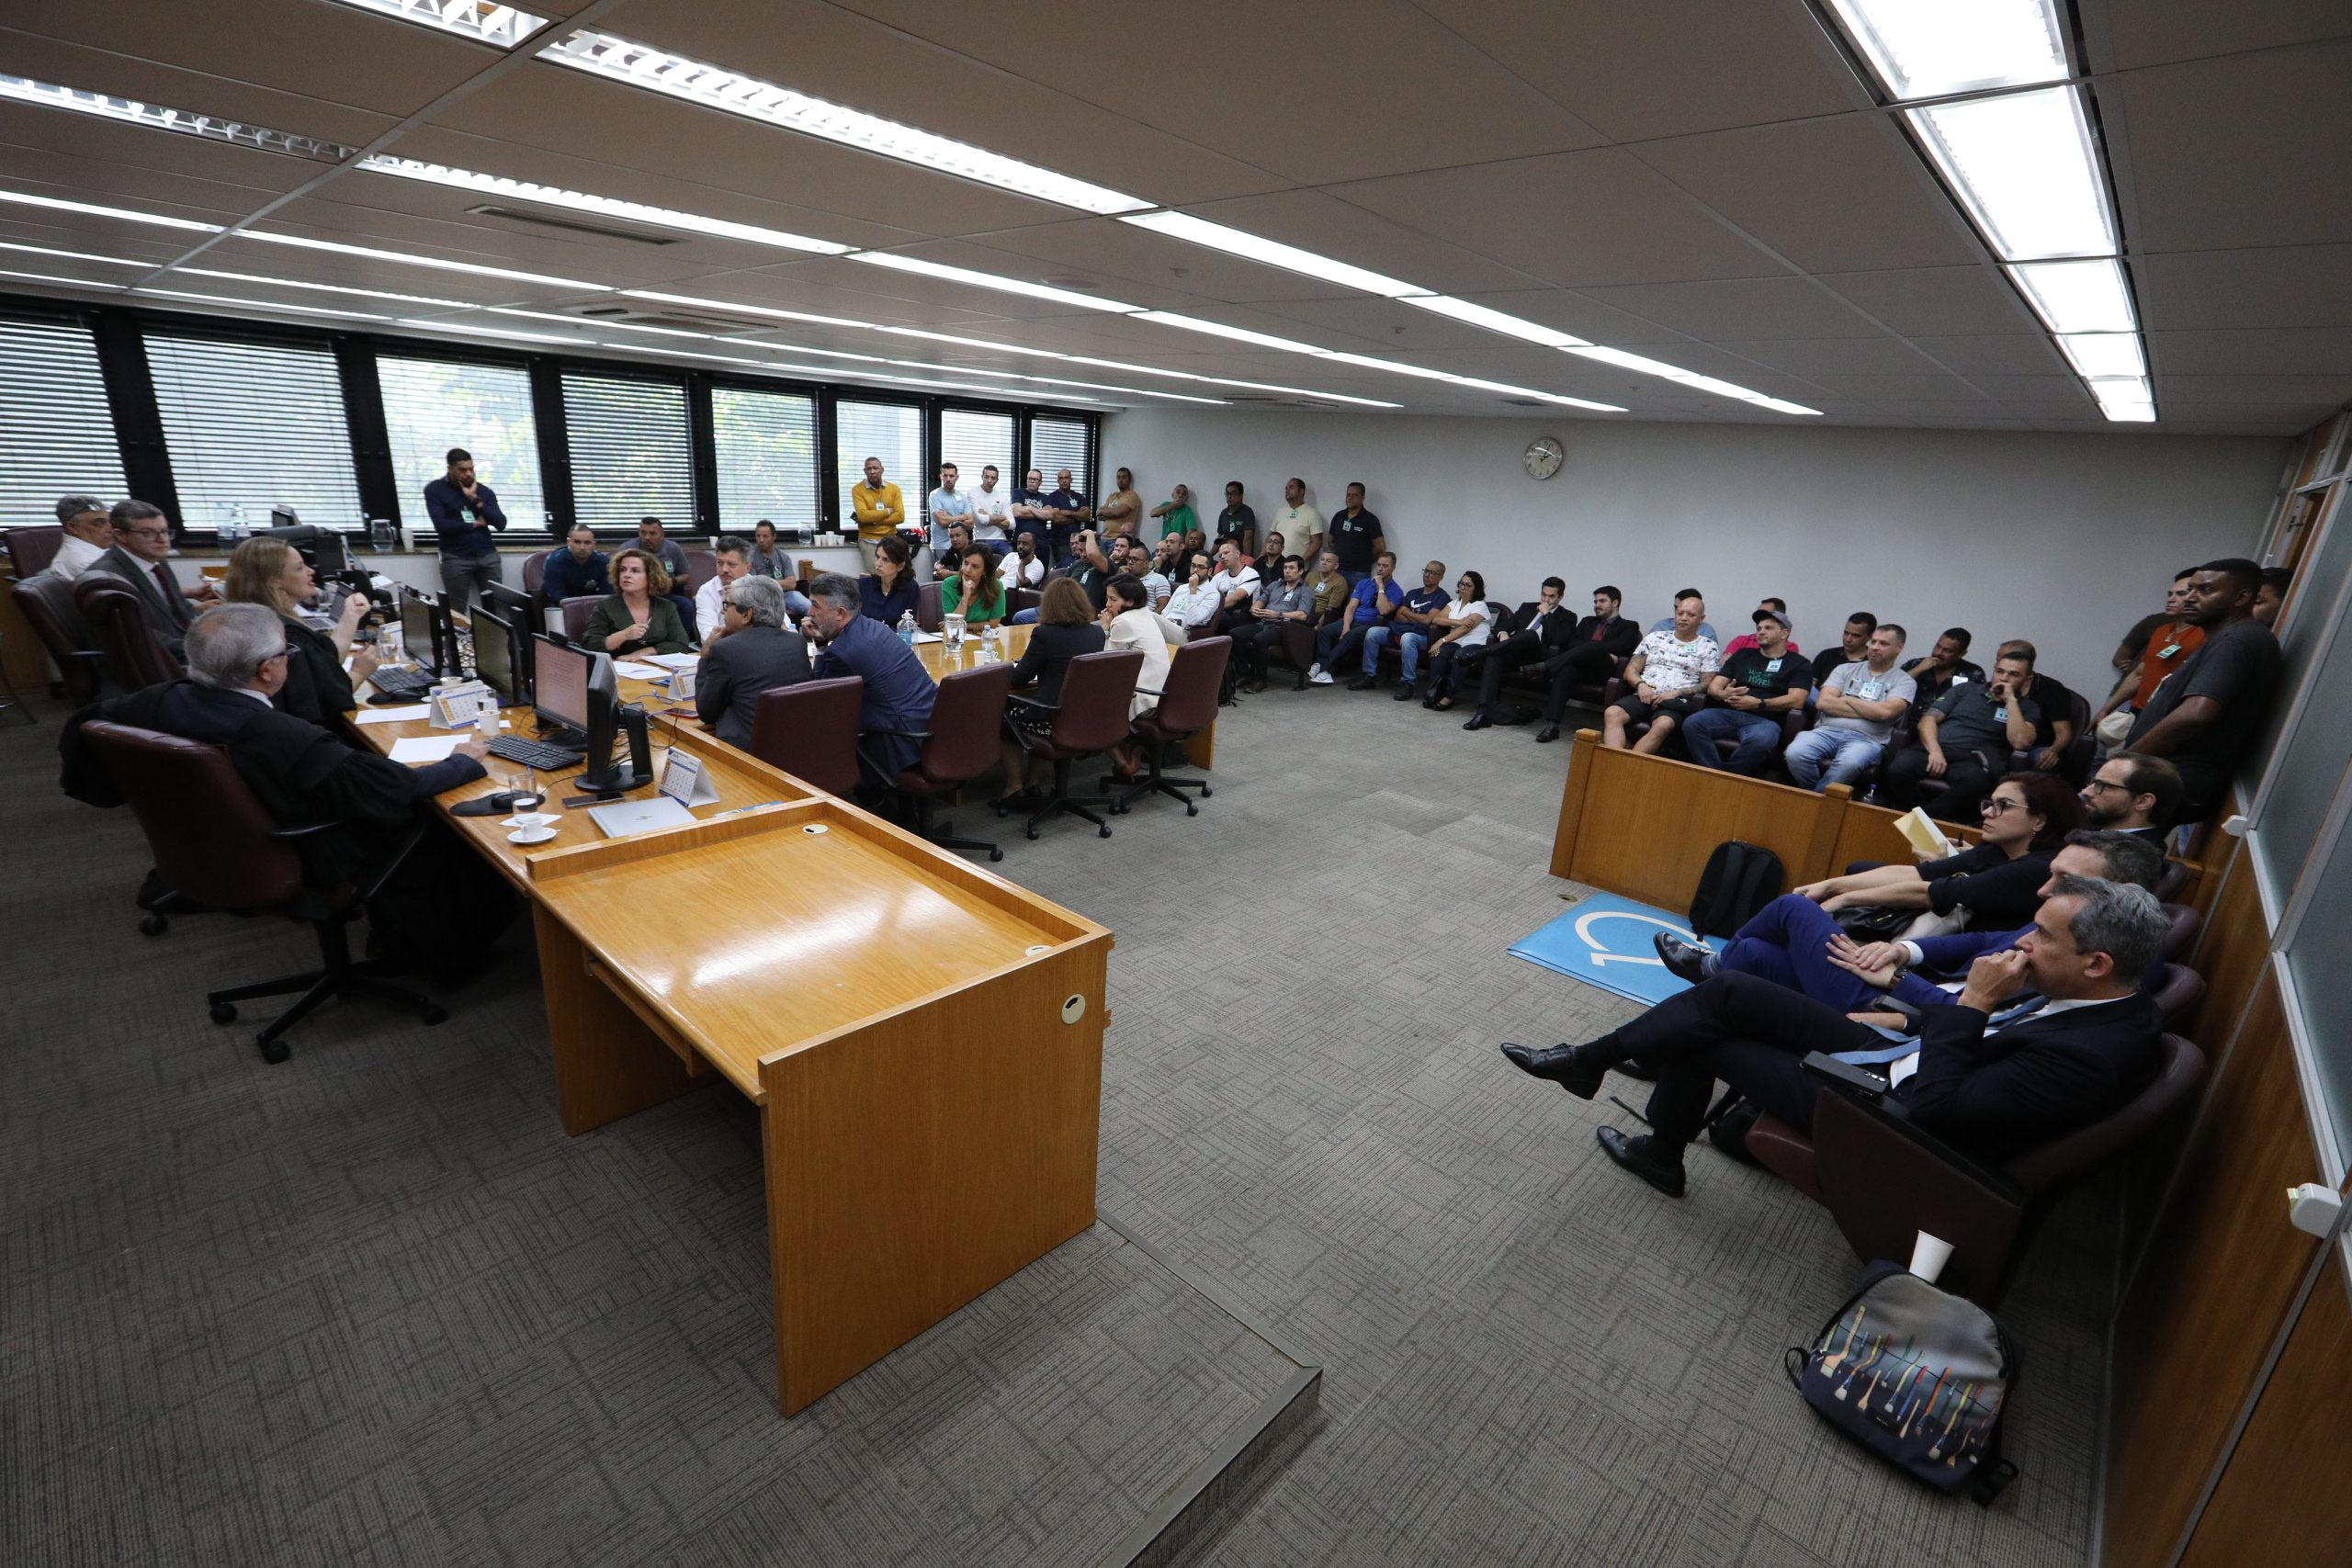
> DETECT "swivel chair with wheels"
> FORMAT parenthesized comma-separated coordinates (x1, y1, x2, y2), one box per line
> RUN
(745, 676, 865, 798)
(877, 662, 1014, 861)
(1000, 649, 1142, 840)
(1110, 636, 1229, 816)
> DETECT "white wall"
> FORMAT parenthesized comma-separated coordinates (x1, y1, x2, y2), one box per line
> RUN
(1102, 410, 2290, 701)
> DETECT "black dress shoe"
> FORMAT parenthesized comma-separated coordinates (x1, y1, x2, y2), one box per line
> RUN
(1652, 931, 1713, 985)
(1347, 676, 1374, 691)
(1392, 683, 1417, 701)
(1463, 710, 1491, 731)
(1534, 724, 1561, 743)
(1498, 1042, 1606, 1100)
(1596, 1126, 1687, 1197)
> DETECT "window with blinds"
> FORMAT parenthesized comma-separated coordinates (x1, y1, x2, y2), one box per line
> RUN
(1028, 414, 1093, 495)
(561, 371, 694, 532)
(940, 408, 1013, 494)
(0, 318, 127, 527)
(836, 399, 922, 531)
(146, 333, 363, 529)
(378, 355, 546, 531)
(712, 385, 819, 530)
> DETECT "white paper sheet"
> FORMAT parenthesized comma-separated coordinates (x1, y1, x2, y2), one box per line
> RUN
(389, 736, 462, 764)
(613, 660, 667, 680)
(646, 652, 701, 670)
(353, 704, 432, 725)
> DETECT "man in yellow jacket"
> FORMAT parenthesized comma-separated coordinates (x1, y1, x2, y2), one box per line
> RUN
(850, 456, 905, 571)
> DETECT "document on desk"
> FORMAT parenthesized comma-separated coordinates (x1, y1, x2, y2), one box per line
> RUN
(645, 653, 701, 670)
(389, 736, 463, 764)
(353, 704, 432, 726)
(587, 796, 696, 838)
(613, 660, 668, 680)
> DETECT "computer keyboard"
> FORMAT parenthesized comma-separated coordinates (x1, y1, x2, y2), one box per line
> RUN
(368, 668, 433, 698)
(488, 735, 584, 771)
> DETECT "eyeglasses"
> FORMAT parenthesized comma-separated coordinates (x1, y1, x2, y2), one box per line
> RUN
(1982, 796, 2022, 815)
(2081, 778, 2126, 795)
(262, 648, 290, 664)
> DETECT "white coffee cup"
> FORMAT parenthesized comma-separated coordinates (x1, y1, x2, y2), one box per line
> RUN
(1909, 1230, 1955, 1283)
(507, 823, 559, 845)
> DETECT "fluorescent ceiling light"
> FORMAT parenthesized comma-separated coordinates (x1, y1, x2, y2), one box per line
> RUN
(356, 157, 849, 254)
(1822, 0, 2068, 102)
(1566, 344, 1702, 379)
(1315, 351, 1623, 412)
(1116, 211, 1426, 298)
(2056, 333, 2145, 380)
(1403, 295, 1589, 348)
(397, 318, 581, 344)
(2092, 377, 2154, 423)
(2007, 258, 2135, 334)
(484, 307, 708, 338)
(1747, 397, 1826, 417)
(542, 29, 1147, 215)
(238, 230, 610, 291)
(1561, 344, 1817, 412)
(1907, 86, 2114, 260)
(873, 328, 1397, 406)
(0, 73, 355, 161)
(852, 253, 1139, 313)
(618, 288, 876, 330)
(178, 267, 472, 308)
(0, 187, 220, 233)
(320, 0, 548, 49)
(140, 288, 385, 321)
(0, 266, 122, 289)
(878, 358, 1220, 405)
(1132, 310, 1327, 355)
(0, 241, 150, 268)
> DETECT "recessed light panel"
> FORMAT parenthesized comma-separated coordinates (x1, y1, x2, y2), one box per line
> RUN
(1907, 86, 2114, 261)
(1823, 0, 2068, 102)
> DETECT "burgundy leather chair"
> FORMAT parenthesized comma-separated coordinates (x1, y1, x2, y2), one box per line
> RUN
(74, 578, 180, 691)
(882, 662, 1014, 862)
(915, 581, 945, 634)
(999, 649, 1143, 840)
(1745, 1033, 2206, 1303)
(744, 675, 864, 798)
(682, 549, 718, 597)
(76, 720, 447, 1063)
(11, 575, 105, 703)
(521, 549, 551, 599)
(1110, 637, 1229, 816)
(1010, 585, 1043, 617)
(6, 525, 65, 580)
(2153, 858, 2192, 905)
(560, 595, 600, 643)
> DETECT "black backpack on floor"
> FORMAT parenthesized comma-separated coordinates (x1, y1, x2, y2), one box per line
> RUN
(1689, 840, 1784, 940)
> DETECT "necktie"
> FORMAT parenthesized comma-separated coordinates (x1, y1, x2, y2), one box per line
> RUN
(1985, 994, 2047, 1032)
(154, 564, 190, 627)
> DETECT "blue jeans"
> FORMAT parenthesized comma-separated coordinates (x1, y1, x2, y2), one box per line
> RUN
(1716, 894, 1883, 1014)
(1785, 727, 1883, 791)
(1680, 707, 1784, 773)
(1361, 624, 1429, 682)
(1011, 607, 1039, 626)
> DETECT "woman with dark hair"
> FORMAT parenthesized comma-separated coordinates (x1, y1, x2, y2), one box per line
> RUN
(1795, 771, 2083, 932)
(584, 547, 694, 655)
(940, 546, 1007, 626)
(858, 535, 920, 626)
(998, 577, 1108, 803)
(1419, 569, 1490, 711)
(1102, 573, 1173, 776)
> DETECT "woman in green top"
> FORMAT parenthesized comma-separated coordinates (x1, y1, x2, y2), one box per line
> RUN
(584, 547, 695, 655)
(940, 547, 1007, 625)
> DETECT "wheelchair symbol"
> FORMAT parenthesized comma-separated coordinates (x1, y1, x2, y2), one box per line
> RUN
(1573, 909, 1705, 969)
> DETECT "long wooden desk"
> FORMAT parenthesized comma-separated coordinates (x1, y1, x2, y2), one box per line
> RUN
(346, 675, 1112, 1414)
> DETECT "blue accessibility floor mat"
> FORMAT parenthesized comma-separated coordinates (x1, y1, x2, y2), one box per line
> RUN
(1510, 892, 1712, 1008)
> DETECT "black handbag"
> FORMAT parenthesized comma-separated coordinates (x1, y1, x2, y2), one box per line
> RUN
(1834, 904, 1916, 943)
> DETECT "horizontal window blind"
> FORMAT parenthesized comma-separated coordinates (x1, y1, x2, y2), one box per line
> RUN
(0, 319, 127, 527)
(147, 333, 364, 529)
(377, 355, 546, 531)
(1028, 415, 1091, 493)
(561, 371, 693, 531)
(712, 386, 818, 530)
(836, 399, 922, 530)
(940, 408, 1013, 494)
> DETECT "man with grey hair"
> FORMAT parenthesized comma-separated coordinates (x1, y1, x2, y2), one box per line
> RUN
(802, 571, 934, 790)
(85, 499, 219, 659)
(44, 494, 114, 581)
(694, 575, 813, 748)
(62, 604, 489, 894)
(1501, 870, 2165, 1199)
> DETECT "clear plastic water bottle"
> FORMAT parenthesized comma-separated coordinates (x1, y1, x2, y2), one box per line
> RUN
(982, 619, 999, 653)
(898, 611, 917, 648)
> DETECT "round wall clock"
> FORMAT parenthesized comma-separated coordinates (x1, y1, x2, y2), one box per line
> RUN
(1523, 435, 1565, 480)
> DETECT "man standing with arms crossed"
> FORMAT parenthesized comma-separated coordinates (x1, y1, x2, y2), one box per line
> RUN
(1096, 467, 1143, 542)
(850, 456, 904, 574)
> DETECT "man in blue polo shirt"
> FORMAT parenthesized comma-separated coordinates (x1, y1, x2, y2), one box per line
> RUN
(538, 524, 611, 610)
(423, 446, 507, 609)
(1309, 551, 1404, 685)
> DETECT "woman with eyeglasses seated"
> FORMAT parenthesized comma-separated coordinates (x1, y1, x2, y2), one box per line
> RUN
(1791, 771, 2084, 933)
(221, 535, 378, 725)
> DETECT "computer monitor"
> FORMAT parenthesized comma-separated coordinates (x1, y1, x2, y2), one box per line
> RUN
(532, 633, 591, 739)
(397, 591, 443, 676)
(254, 524, 351, 576)
(481, 581, 535, 628)
(575, 653, 649, 795)
(470, 608, 525, 706)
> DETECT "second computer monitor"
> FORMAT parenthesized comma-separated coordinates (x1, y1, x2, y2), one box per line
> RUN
(398, 591, 443, 676)
(471, 609, 524, 705)
(532, 633, 591, 735)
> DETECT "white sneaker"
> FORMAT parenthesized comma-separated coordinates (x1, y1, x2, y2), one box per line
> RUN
(1306, 662, 1323, 677)
(1308, 669, 1334, 685)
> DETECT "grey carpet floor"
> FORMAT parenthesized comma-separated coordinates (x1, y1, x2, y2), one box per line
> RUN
(0, 682, 2117, 1566)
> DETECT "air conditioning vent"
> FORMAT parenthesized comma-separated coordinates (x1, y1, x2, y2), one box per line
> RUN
(465, 203, 681, 245)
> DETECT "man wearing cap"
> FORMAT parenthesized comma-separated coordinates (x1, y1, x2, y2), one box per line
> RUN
(1679, 605, 1814, 774)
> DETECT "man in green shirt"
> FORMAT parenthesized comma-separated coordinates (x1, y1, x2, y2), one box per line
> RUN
(1148, 482, 1198, 542)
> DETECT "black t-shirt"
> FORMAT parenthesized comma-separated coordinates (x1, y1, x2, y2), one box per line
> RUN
(2018, 673, 2074, 748)
(1215, 503, 1256, 544)
(1327, 508, 1382, 572)
(1909, 657, 1985, 712)
(1717, 647, 1814, 702)
(1066, 562, 1109, 615)
(2127, 618, 2282, 778)
(1920, 843, 2056, 931)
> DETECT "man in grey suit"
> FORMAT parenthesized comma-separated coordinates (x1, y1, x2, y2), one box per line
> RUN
(693, 575, 812, 748)
(84, 500, 217, 660)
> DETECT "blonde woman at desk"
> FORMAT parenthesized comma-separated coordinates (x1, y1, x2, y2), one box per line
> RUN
(585, 547, 694, 656)
(221, 535, 377, 725)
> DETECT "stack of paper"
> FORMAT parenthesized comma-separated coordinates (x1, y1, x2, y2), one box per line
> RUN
(1896, 806, 1959, 861)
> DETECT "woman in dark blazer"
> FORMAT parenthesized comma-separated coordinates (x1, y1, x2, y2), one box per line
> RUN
(222, 536, 373, 726)
(857, 536, 921, 627)
(997, 577, 1107, 804)
(584, 547, 695, 656)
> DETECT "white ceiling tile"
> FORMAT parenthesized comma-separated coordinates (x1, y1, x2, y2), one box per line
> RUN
(1817, 267, 2040, 337)
(2147, 328, 2352, 378)
(1174, 190, 1543, 297)
(2133, 244, 2352, 333)
(1575, 276, 1883, 341)
(937, 219, 1375, 308)
(1710, 337, 1937, 377)
(2154, 374, 2352, 405)
(0, 32, 400, 147)
(2088, 3, 2352, 71)
(1908, 335, 2073, 377)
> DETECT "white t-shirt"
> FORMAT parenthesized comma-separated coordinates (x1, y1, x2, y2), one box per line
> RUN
(1632, 627, 1719, 694)
(1208, 565, 1261, 604)
(1000, 553, 1046, 589)
(48, 533, 107, 581)
(968, 485, 1012, 542)
(695, 573, 729, 638)
(1444, 596, 1491, 648)
(1818, 659, 1918, 742)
